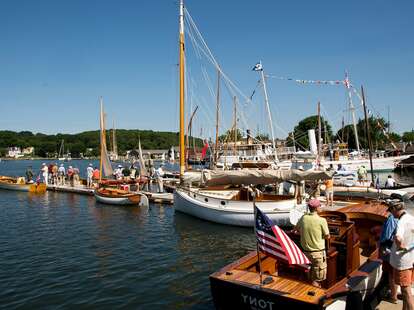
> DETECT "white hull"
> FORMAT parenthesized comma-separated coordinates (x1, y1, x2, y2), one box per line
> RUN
(174, 187, 299, 227)
(0, 182, 31, 191)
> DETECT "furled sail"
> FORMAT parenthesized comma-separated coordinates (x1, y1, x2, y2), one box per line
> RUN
(99, 99, 113, 177)
(182, 169, 335, 186)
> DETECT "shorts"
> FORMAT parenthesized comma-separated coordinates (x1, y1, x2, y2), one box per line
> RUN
(325, 190, 333, 197)
(393, 268, 414, 287)
(305, 250, 327, 282)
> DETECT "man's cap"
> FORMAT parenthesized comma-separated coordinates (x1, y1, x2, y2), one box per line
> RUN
(387, 199, 404, 212)
(308, 198, 321, 209)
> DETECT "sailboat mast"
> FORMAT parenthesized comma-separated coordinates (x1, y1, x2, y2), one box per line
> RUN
(317, 102, 321, 159)
(345, 71, 360, 153)
(179, 0, 185, 177)
(233, 96, 237, 153)
(215, 69, 220, 163)
(112, 120, 117, 158)
(99, 97, 104, 182)
(258, 61, 278, 161)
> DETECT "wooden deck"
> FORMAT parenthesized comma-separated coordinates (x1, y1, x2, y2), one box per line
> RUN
(216, 269, 326, 304)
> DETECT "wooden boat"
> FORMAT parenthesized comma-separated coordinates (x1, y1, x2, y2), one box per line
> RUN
(94, 187, 148, 206)
(0, 176, 46, 193)
(210, 200, 388, 309)
(174, 169, 335, 227)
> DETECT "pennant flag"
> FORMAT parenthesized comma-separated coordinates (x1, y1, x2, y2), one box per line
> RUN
(252, 63, 263, 71)
(255, 205, 310, 266)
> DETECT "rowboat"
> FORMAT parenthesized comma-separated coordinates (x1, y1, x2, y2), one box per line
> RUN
(0, 176, 46, 193)
(209, 200, 388, 309)
(94, 187, 149, 206)
(0, 176, 31, 191)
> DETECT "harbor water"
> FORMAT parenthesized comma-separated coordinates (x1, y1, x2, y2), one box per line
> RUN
(0, 160, 255, 309)
(1, 159, 413, 309)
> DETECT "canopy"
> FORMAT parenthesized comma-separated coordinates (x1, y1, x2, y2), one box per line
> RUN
(182, 169, 335, 186)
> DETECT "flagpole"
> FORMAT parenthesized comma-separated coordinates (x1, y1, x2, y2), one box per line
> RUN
(254, 202, 263, 286)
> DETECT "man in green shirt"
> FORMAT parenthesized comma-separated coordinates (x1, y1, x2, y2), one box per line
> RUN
(296, 198, 330, 287)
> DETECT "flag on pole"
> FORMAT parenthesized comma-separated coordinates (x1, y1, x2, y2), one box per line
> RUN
(255, 205, 310, 266)
(252, 63, 263, 71)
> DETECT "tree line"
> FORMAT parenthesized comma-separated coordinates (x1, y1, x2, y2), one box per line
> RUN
(0, 130, 202, 158)
(286, 115, 414, 151)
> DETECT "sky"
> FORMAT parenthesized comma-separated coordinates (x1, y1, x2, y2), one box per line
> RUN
(0, 0, 413, 138)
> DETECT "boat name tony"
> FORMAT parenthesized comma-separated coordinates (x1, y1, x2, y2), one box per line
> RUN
(241, 293, 275, 310)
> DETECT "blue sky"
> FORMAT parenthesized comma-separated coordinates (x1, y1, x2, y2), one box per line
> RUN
(0, 0, 412, 138)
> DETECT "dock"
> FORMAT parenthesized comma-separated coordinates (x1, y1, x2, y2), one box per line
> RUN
(47, 184, 94, 195)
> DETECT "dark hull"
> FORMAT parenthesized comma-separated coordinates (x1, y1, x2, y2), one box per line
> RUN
(210, 276, 322, 310)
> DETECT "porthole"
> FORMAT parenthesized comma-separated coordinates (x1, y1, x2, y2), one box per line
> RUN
(220, 201, 226, 206)
(204, 198, 208, 202)
(193, 194, 196, 198)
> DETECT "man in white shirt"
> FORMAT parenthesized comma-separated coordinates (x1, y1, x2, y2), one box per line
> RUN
(389, 201, 414, 310)
(86, 163, 94, 188)
(155, 165, 165, 193)
(41, 163, 48, 185)
(385, 175, 396, 188)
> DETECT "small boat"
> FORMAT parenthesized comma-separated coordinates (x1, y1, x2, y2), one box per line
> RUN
(94, 187, 148, 206)
(0, 176, 46, 193)
(0, 176, 32, 191)
(210, 200, 388, 309)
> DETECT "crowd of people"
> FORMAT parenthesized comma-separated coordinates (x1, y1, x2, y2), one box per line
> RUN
(25, 163, 100, 188)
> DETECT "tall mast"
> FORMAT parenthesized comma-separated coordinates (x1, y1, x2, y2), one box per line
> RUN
(361, 86, 375, 185)
(345, 71, 360, 153)
(258, 61, 278, 161)
(214, 69, 220, 164)
(99, 97, 104, 182)
(233, 96, 237, 154)
(317, 101, 321, 159)
(179, 0, 185, 177)
(112, 120, 118, 158)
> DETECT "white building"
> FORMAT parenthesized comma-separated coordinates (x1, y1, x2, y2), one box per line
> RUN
(7, 147, 24, 158)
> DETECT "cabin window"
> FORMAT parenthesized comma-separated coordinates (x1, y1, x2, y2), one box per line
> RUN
(193, 194, 196, 198)
(220, 201, 226, 206)
(204, 198, 208, 202)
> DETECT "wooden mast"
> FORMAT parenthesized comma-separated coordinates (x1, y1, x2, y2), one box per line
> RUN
(99, 97, 104, 182)
(215, 69, 220, 164)
(179, 0, 185, 177)
(361, 85, 375, 185)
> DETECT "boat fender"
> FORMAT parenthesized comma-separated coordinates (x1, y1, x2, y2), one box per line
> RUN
(139, 194, 149, 207)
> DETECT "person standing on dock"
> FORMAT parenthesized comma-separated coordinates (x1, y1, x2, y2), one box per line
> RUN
(52, 163, 58, 185)
(296, 199, 330, 288)
(58, 164, 66, 185)
(357, 165, 367, 184)
(155, 164, 165, 193)
(389, 201, 414, 310)
(41, 163, 49, 185)
(385, 175, 396, 188)
(86, 164, 94, 188)
(92, 167, 100, 187)
(67, 166, 74, 186)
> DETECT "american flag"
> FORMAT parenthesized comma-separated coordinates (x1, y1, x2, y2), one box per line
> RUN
(255, 205, 310, 266)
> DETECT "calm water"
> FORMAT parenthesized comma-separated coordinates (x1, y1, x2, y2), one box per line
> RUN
(1, 160, 413, 309)
(0, 160, 255, 309)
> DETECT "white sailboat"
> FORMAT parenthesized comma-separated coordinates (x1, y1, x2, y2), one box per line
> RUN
(58, 139, 71, 161)
(172, 3, 334, 226)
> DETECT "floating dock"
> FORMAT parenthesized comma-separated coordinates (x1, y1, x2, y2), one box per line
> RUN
(47, 184, 94, 195)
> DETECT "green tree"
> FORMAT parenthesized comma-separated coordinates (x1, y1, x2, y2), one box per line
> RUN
(219, 129, 242, 142)
(402, 131, 414, 143)
(288, 115, 333, 150)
